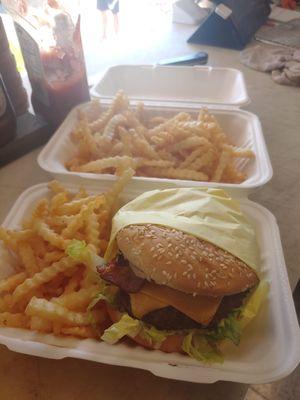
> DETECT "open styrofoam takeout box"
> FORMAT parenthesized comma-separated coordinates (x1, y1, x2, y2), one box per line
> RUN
(2, 66, 299, 383)
(0, 181, 299, 384)
(38, 65, 273, 193)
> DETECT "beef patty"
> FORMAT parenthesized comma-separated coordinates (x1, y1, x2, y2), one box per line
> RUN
(117, 290, 248, 330)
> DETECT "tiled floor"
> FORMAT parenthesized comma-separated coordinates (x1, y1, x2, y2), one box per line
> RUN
(245, 363, 300, 399)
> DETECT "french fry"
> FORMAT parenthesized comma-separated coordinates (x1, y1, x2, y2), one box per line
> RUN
(18, 242, 40, 276)
(0, 272, 27, 295)
(48, 180, 68, 194)
(85, 210, 101, 254)
(0, 294, 13, 312)
(76, 156, 134, 174)
(25, 297, 90, 326)
(135, 101, 145, 124)
(0, 312, 29, 328)
(50, 192, 69, 213)
(29, 236, 47, 259)
(102, 113, 126, 141)
(52, 286, 99, 311)
(54, 196, 97, 216)
(73, 187, 88, 200)
(212, 146, 232, 183)
(143, 167, 209, 181)
(0, 176, 134, 340)
(188, 151, 214, 172)
(61, 326, 97, 339)
(104, 168, 135, 211)
(43, 251, 65, 265)
(62, 269, 83, 294)
(180, 148, 204, 169)
(33, 219, 69, 250)
(90, 90, 129, 134)
(66, 95, 254, 183)
(30, 315, 52, 333)
(0, 228, 18, 252)
(11, 257, 77, 305)
(169, 136, 210, 153)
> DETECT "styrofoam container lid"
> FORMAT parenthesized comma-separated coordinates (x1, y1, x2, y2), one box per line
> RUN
(91, 65, 250, 108)
(38, 102, 273, 193)
(0, 182, 299, 384)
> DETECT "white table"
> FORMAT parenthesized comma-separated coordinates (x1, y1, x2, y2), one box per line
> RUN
(0, 13, 299, 400)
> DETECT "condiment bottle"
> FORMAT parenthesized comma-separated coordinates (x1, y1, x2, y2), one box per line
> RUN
(0, 74, 17, 147)
(4, 1, 90, 128)
(0, 16, 28, 116)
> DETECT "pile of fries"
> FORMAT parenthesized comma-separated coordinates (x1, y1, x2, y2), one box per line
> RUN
(0, 169, 133, 338)
(66, 90, 254, 183)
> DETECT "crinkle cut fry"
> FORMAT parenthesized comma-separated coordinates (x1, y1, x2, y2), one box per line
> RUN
(90, 90, 129, 133)
(0, 272, 27, 295)
(0, 312, 29, 328)
(11, 256, 77, 304)
(142, 167, 209, 181)
(33, 219, 69, 249)
(52, 286, 99, 311)
(25, 297, 90, 326)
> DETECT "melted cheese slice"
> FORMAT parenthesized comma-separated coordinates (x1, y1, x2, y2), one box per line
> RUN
(129, 283, 223, 326)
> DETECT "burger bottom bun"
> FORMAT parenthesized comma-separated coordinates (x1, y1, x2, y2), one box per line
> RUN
(106, 305, 184, 354)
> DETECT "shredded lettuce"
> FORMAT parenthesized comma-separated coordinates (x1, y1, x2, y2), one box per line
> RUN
(66, 239, 105, 270)
(88, 285, 117, 311)
(239, 280, 269, 329)
(206, 309, 242, 346)
(101, 313, 174, 348)
(182, 332, 224, 363)
(101, 314, 141, 344)
(139, 325, 175, 349)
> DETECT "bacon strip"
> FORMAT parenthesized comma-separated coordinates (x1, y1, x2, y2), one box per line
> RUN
(97, 261, 145, 293)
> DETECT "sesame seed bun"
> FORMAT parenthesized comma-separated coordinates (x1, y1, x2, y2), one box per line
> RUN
(116, 224, 259, 297)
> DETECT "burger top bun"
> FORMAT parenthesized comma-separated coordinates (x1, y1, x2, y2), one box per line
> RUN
(116, 224, 259, 297)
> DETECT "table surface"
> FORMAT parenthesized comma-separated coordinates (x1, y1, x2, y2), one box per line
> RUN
(0, 11, 300, 400)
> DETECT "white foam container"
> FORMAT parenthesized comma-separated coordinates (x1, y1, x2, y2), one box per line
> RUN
(0, 181, 299, 384)
(91, 65, 250, 107)
(38, 65, 273, 193)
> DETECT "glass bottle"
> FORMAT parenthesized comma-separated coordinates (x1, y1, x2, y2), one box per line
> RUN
(0, 74, 17, 147)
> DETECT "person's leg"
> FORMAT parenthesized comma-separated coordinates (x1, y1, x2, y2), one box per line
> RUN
(113, 13, 119, 34)
(111, 1, 119, 35)
(101, 11, 108, 39)
(97, 0, 109, 39)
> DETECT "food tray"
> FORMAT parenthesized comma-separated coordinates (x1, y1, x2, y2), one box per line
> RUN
(0, 182, 299, 384)
(38, 103, 272, 193)
(38, 65, 272, 192)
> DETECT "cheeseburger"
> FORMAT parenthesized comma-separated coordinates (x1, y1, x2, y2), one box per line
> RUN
(95, 188, 266, 362)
